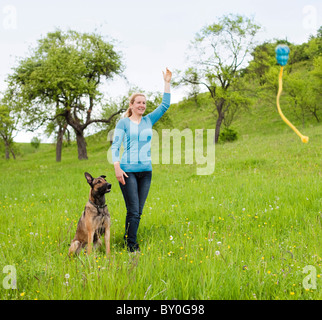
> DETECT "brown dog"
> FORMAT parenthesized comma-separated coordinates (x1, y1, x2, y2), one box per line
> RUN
(69, 172, 112, 256)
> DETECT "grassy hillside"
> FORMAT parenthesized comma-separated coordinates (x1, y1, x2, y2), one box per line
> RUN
(1, 53, 322, 299)
(170, 91, 321, 141)
(1, 106, 322, 299)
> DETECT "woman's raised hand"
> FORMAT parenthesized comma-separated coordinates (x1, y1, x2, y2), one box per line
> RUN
(163, 68, 172, 83)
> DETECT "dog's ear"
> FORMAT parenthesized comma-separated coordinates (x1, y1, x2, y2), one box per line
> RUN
(84, 172, 93, 185)
(100, 175, 106, 179)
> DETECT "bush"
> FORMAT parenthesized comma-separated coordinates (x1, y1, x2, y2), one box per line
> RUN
(219, 127, 238, 142)
(30, 137, 41, 149)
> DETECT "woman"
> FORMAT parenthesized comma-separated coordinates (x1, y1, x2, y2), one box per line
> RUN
(111, 68, 172, 252)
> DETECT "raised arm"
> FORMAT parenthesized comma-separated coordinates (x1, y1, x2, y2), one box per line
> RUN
(163, 68, 172, 93)
(147, 68, 172, 126)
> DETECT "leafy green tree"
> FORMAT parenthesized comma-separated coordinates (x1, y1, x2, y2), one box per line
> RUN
(245, 42, 277, 85)
(310, 55, 322, 122)
(0, 104, 16, 159)
(174, 14, 260, 143)
(5, 29, 124, 160)
(284, 72, 313, 127)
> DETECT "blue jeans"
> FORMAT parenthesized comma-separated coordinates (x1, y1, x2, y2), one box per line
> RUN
(119, 171, 152, 251)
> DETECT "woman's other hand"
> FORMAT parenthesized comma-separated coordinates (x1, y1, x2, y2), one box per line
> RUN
(114, 162, 128, 185)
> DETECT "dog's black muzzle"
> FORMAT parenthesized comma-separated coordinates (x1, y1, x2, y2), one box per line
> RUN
(106, 183, 112, 193)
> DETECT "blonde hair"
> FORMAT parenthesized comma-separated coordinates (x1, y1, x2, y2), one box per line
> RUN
(124, 93, 146, 118)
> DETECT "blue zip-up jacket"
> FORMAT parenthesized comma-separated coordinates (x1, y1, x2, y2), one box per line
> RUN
(111, 92, 171, 172)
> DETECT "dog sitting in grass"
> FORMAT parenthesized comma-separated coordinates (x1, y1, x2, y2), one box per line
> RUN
(69, 172, 111, 256)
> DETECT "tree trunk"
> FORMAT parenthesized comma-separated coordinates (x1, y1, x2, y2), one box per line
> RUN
(76, 130, 88, 160)
(56, 124, 66, 162)
(5, 142, 9, 160)
(214, 98, 225, 144)
(66, 128, 71, 145)
(65, 109, 88, 160)
(214, 113, 224, 144)
(4, 139, 10, 160)
(10, 148, 16, 160)
(312, 110, 320, 123)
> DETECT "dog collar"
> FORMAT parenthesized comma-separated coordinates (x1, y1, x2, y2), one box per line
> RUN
(89, 200, 107, 209)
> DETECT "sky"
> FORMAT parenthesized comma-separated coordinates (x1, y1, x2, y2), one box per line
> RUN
(0, 0, 321, 142)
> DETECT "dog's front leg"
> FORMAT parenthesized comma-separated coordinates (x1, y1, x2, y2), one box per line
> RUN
(87, 230, 94, 255)
(104, 219, 111, 255)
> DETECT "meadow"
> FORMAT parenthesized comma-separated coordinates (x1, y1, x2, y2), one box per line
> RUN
(0, 121, 322, 300)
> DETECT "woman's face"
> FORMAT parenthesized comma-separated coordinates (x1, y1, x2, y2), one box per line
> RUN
(130, 96, 146, 116)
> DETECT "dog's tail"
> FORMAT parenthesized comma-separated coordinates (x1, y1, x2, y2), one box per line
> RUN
(68, 240, 81, 256)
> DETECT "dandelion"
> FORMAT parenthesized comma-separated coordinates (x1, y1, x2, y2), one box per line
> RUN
(20, 292, 25, 297)
(215, 251, 220, 256)
(217, 241, 222, 246)
(290, 292, 295, 296)
(64, 274, 70, 279)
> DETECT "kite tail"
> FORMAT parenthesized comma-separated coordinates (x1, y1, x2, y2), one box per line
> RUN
(276, 66, 309, 144)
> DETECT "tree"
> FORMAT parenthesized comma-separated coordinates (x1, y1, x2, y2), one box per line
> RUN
(284, 73, 312, 127)
(0, 104, 16, 159)
(245, 42, 276, 85)
(309, 55, 322, 122)
(174, 14, 260, 143)
(5, 29, 125, 160)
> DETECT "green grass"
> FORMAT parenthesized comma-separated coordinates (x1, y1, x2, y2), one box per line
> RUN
(1, 118, 322, 300)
